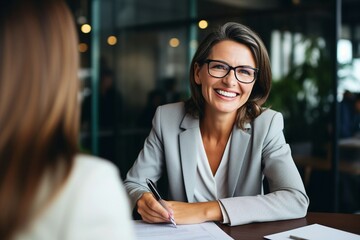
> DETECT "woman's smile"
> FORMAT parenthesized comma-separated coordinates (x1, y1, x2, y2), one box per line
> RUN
(215, 89, 239, 98)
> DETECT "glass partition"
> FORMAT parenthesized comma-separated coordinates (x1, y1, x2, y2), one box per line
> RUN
(337, 0, 360, 213)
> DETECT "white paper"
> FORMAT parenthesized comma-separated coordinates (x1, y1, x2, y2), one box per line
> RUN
(264, 223, 360, 240)
(133, 220, 234, 240)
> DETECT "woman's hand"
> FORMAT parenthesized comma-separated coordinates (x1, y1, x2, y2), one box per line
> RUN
(137, 193, 223, 225)
(136, 192, 174, 223)
(166, 201, 222, 225)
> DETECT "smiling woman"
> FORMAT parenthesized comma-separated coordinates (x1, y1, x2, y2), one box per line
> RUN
(124, 22, 309, 226)
(194, 40, 257, 118)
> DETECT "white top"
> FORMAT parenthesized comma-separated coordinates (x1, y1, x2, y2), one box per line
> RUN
(15, 154, 136, 240)
(194, 130, 231, 223)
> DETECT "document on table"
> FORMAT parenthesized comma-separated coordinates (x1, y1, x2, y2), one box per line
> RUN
(264, 223, 360, 240)
(133, 220, 234, 240)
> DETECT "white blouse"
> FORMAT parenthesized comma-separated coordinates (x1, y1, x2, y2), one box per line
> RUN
(193, 130, 231, 223)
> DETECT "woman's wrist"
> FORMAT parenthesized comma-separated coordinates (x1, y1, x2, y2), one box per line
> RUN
(201, 201, 223, 222)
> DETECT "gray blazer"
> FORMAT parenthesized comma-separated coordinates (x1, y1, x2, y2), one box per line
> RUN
(124, 102, 309, 226)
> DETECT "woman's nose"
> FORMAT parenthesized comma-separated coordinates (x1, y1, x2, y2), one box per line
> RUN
(222, 69, 237, 87)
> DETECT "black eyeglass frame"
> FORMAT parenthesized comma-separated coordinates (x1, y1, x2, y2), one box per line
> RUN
(203, 59, 259, 84)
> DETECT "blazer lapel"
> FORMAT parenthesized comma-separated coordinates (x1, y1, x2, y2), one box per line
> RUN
(228, 123, 252, 196)
(179, 114, 199, 202)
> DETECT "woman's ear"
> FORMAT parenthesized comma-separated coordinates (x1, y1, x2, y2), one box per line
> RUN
(194, 63, 202, 85)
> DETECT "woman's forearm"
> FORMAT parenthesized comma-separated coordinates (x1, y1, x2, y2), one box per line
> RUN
(167, 200, 223, 224)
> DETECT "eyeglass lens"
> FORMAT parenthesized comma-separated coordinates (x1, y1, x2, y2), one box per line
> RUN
(207, 60, 256, 83)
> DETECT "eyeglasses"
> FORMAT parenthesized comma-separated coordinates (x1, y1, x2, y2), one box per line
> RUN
(203, 59, 258, 84)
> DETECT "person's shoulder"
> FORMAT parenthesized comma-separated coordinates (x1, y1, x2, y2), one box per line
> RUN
(69, 154, 124, 198)
(155, 101, 186, 122)
(58, 155, 134, 239)
(257, 108, 282, 119)
(75, 154, 116, 167)
(253, 108, 284, 128)
(73, 154, 119, 178)
(158, 101, 185, 112)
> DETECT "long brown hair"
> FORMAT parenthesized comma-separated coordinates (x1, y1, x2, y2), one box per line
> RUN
(185, 22, 272, 129)
(0, 1, 79, 239)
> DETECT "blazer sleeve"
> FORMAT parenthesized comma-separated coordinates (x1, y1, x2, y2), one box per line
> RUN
(219, 111, 309, 226)
(124, 106, 166, 209)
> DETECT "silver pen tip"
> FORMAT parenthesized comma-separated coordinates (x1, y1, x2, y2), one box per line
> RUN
(170, 217, 177, 228)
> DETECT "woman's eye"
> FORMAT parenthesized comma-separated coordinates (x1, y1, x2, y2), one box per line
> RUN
(238, 68, 251, 76)
(213, 64, 228, 70)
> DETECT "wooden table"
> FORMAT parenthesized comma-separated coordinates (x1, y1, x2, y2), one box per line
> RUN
(218, 212, 360, 240)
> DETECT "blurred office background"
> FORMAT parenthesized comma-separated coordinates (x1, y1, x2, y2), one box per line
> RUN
(67, 0, 360, 214)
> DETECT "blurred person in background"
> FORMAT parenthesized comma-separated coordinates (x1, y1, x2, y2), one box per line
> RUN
(81, 67, 120, 161)
(0, 1, 135, 239)
(353, 93, 360, 137)
(340, 90, 360, 138)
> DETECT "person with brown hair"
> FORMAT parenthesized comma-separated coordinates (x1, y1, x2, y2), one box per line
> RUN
(124, 22, 309, 226)
(0, 1, 135, 239)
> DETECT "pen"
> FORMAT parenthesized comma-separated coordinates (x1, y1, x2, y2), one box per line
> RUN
(146, 178, 177, 228)
(289, 235, 309, 240)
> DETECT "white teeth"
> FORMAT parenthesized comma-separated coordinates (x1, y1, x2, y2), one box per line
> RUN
(216, 89, 237, 97)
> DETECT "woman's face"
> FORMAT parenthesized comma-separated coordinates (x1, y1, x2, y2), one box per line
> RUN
(194, 40, 256, 117)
